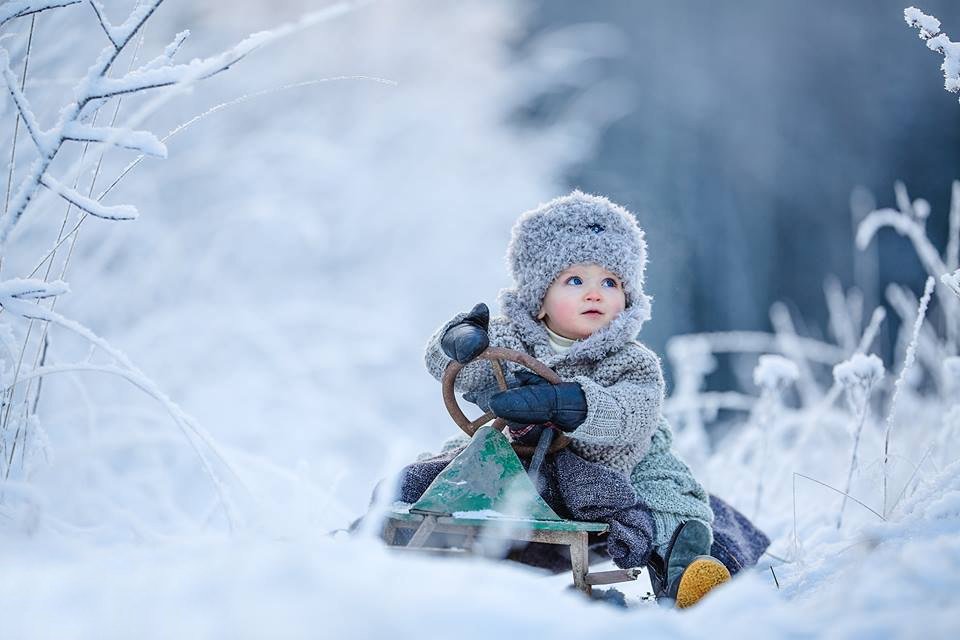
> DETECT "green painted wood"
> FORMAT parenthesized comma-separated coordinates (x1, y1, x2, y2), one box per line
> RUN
(409, 425, 564, 522)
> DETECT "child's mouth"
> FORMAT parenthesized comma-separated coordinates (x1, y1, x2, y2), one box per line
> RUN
(582, 310, 603, 316)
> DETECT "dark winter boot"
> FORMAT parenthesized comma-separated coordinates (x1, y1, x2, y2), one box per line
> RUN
(656, 520, 731, 609)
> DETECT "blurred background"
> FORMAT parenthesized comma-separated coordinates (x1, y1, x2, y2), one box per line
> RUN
(1, 0, 958, 529)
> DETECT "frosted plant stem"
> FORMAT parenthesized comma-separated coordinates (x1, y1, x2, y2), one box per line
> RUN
(792, 473, 800, 561)
(838, 388, 872, 529)
(1, 296, 247, 528)
(770, 303, 820, 405)
(857, 307, 887, 355)
(796, 472, 885, 521)
(883, 276, 935, 517)
(0, 16, 36, 448)
(753, 392, 773, 520)
(888, 445, 934, 516)
(20, 15, 149, 462)
(15, 113, 99, 471)
(1, 14, 36, 263)
(4, 361, 241, 528)
(2, 319, 36, 478)
(948, 181, 960, 272)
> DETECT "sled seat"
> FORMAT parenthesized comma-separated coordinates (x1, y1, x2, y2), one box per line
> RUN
(382, 426, 640, 595)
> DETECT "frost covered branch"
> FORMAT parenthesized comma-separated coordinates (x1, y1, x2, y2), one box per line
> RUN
(856, 182, 948, 279)
(0, 49, 53, 155)
(139, 29, 190, 72)
(905, 7, 960, 102)
(0, 0, 371, 249)
(856, 181, 959, 354)
(60, 122, 166, 157)
(0, 0, 80, 30)
(87, 0, 163, 53)
(833, 353, 884, 529)
(0, 279, 69, 316)
(38, 175, 137, 221)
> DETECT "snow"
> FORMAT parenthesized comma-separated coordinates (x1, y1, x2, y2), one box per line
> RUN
(39, 174, 138, 221)
(752, 354, 799, 390)
(905, 8, 960, 102)
(904, 7, 941, 38)
(89, 0, 163, 51)
(0, 1, 958, 637)
(60, 122, 167, 158)
(452, 509, 509, 519)
(832, 353, 884, 389)
(0, 277, 68, 301)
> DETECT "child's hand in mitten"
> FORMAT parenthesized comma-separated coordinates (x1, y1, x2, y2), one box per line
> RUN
(490, 370, 587, 432)
(441, 302, 490, 364)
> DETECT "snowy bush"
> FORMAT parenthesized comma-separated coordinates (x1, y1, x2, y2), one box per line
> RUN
(667, 177, 959, 571)
(0, 0, 372, 526)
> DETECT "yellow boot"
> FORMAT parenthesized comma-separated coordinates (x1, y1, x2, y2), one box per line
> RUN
(659, 520, 731, 608)
(674, 555, 731, 608)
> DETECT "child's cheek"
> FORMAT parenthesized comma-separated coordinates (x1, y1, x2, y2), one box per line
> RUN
(552, 297, 581, 325)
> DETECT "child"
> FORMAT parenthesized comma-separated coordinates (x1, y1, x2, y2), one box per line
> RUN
(423, 190, 730, 607)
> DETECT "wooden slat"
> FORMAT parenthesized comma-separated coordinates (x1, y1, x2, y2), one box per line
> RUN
(570, 531, 591, 595)
(407, 515, 439, 548)
(585, 568, 643, 586)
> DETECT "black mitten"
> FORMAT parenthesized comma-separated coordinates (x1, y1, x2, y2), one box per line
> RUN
(489, 370, 588, 432)
(440, 303, 490, 364)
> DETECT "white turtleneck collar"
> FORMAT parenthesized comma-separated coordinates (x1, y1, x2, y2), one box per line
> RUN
(543, 322, 577, 353)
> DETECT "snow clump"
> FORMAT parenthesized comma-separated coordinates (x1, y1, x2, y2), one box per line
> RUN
(905, 7, 960, 98)
(753, 354, 800, 391)
(833, 353, 885, 389)
(904, 7, 941, 38)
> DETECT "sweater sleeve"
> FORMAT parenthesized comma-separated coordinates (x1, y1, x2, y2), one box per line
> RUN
(568, 343, 665, 447)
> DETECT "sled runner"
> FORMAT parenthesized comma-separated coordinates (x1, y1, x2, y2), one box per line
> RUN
(382, 347, 644, 596)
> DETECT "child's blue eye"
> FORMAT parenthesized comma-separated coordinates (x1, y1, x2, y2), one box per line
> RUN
(565, 276, 583, 286)
(602, 278, 619, 288)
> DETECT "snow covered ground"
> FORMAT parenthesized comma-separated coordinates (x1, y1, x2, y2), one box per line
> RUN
(1, 1, 959, 638)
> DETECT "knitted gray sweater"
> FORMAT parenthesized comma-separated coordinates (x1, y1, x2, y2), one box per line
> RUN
(424, 295, 714, 551)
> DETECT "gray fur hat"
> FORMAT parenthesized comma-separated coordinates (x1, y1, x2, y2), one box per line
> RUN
(500, 190, 652, 323)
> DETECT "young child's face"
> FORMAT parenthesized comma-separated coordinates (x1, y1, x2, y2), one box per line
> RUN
(537, 263, 626, 340)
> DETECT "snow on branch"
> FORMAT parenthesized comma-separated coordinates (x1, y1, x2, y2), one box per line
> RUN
(0, 278, 69, 319)
(856, 182, 948, 279)
(88, 0, 164, 52)
(905, 7, 960, 101)
(83, 7, 356, 103)
(61, 122, 167, 157)
(139, 30, 190, 72)
(38, 174, 137, 221)
(0, 0, 370, 250)
(0, 49, 54, 156)
(0, 0, 80, 29)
